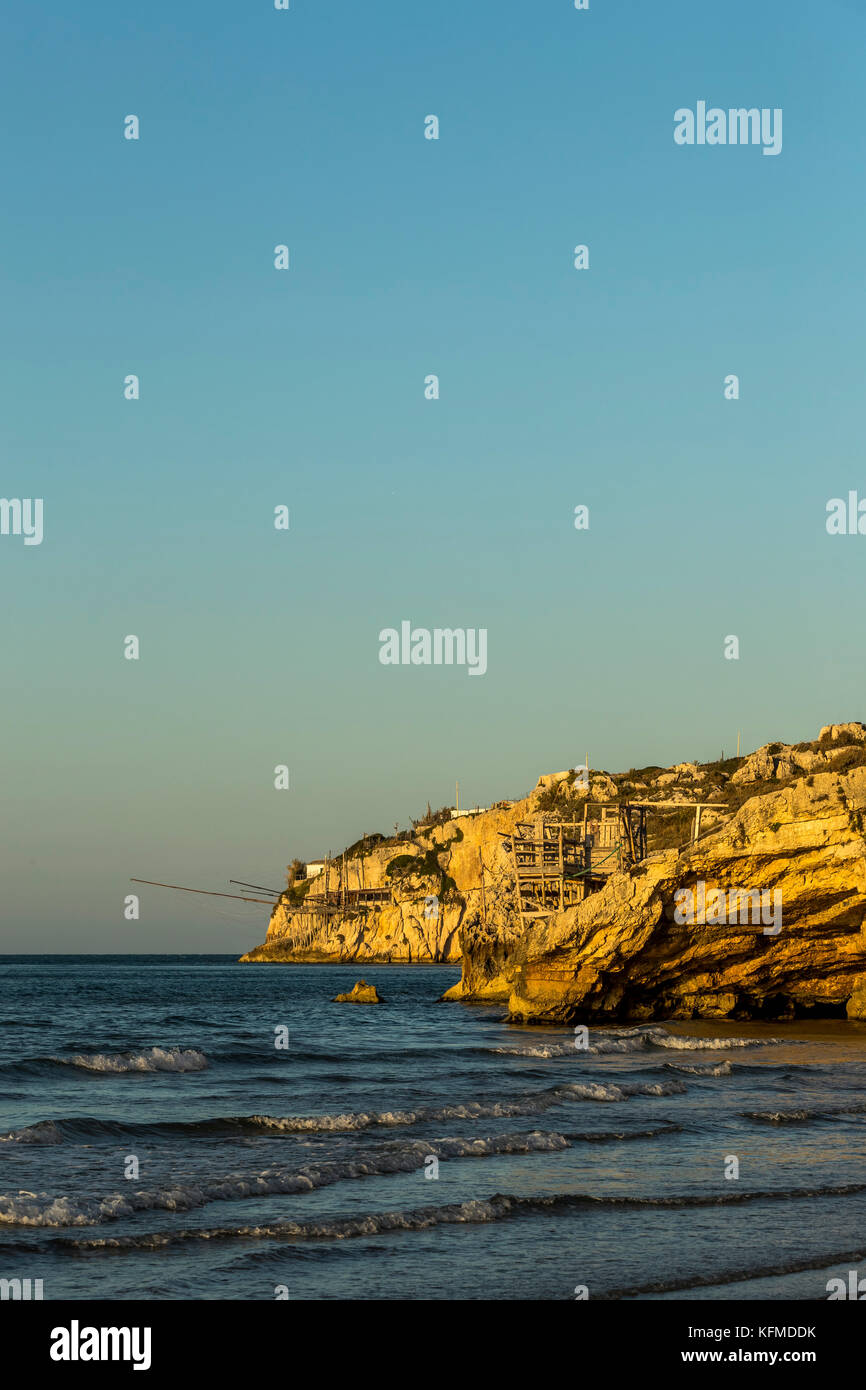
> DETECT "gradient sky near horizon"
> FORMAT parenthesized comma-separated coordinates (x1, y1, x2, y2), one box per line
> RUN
(2, 0, 865, 951)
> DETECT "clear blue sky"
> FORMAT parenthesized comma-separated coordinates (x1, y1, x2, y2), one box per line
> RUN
(2, 0, 864, 950)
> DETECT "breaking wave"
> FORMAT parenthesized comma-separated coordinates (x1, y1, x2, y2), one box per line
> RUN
(0, 1121, 64, 1146)
(0, 1130, 568, 1227)
(490, 1026, 786, 1058)
(743, 1101, 866, 1125)
(57, 1180, 866, 1251)
(0, 1047, 209, 1077)
(0, 1076, 688, 1146)
(58, 1047, 208, 1074)
(247, 1078, 685, 1131)
(664, 1060, 733, 1077)
(651, 1033, 783, 1051)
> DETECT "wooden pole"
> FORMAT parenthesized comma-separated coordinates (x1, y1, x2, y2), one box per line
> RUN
(511, 840, 526, 930)
(622, 803, 637, 866)
(558, 825, 564, 911)
(130, 879, 276, 905)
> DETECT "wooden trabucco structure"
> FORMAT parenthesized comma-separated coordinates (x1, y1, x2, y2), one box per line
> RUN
(503, 803, 648, 921)
(303, 853, 391, 915)
(307, 886, 390, 910)
(501, 821, 592, 918)
(503, 799, 725, 924)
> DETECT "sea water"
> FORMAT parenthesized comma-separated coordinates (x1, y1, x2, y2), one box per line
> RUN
(1, 956, 865, 1301)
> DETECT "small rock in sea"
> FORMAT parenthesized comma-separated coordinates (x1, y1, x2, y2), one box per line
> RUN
(333, 979, 382, 1004)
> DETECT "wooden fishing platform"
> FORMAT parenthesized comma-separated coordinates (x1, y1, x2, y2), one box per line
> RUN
(305, 886, 391, 910)
(132, 794, 728, 943)
(501, 811, 629, 921)
(503, 799, 726, 924)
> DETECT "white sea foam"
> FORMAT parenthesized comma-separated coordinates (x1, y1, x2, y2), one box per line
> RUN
(69, 1180, 866, 1251)
(73, 1197, 526, 1248)
(0, 1130, 569, 1227)
(556, 1081, 626, 1102)
(71, 1194, 588, 1249)
(490, 1038, 676, 1058)
(58, 1048, 208, 1074)
(0, 1076, 692, 1149)
(490, 1043, 579, 1058)
(250, 1097, 560, 1132)
(557, 1079, 688, 1102)
(745, 1109, 812, 1123)
(249, 1075, 686, 1133)
(254, 1109, 422, 1132)
(666, 1060, 733, 1077)
(491, 1026, 783, 1057)
(651, 1034, 782, 1051)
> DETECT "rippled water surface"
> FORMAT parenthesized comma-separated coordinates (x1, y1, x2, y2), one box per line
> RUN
(1, 956, 865, 1300)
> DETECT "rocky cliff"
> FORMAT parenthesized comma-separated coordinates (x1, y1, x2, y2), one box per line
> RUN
(447, 724, 866, 1022)
(239, 801, 527, 965)
(241, 724, 866, 1024)
(239, 770, 619, 965)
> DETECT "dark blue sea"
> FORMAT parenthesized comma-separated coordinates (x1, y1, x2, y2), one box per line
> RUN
(1, 956, 865, 1301)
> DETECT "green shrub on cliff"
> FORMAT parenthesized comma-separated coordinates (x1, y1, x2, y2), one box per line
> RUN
(536, 779, 586, 815)
(385, 839, 463, 903)
(285, 878, 314, 906)
(343, 832, 387, 858)
(411, 803, 453, 831)
(386, 848, 443, 881)
(825, 746, 866, 774)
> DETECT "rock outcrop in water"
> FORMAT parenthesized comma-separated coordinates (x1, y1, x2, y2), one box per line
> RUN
(333, 980, 382, 1004)
(242, 724, 866, 1024)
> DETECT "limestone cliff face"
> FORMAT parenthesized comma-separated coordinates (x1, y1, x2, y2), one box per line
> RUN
(239, 802, 527, 965)
(241, 725, 866, 1024)
(240, 894, 462, 964)
(241, 767, 623, 965)
(446, 761, 866, 1023)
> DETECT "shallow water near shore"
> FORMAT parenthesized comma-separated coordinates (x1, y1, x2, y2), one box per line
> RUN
(1, 956, 865, 1301)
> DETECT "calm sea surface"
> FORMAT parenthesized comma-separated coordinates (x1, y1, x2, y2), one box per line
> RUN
(1, 956, 865, 1300)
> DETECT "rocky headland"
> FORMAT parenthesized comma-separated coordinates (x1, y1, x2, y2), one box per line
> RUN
(240, 723, 866, 1024)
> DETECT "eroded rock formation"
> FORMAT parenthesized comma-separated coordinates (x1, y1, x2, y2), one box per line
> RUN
(241, 725, 866, 1024)
(333, 980, 382, 1004)
(239, 803, 525, 965)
